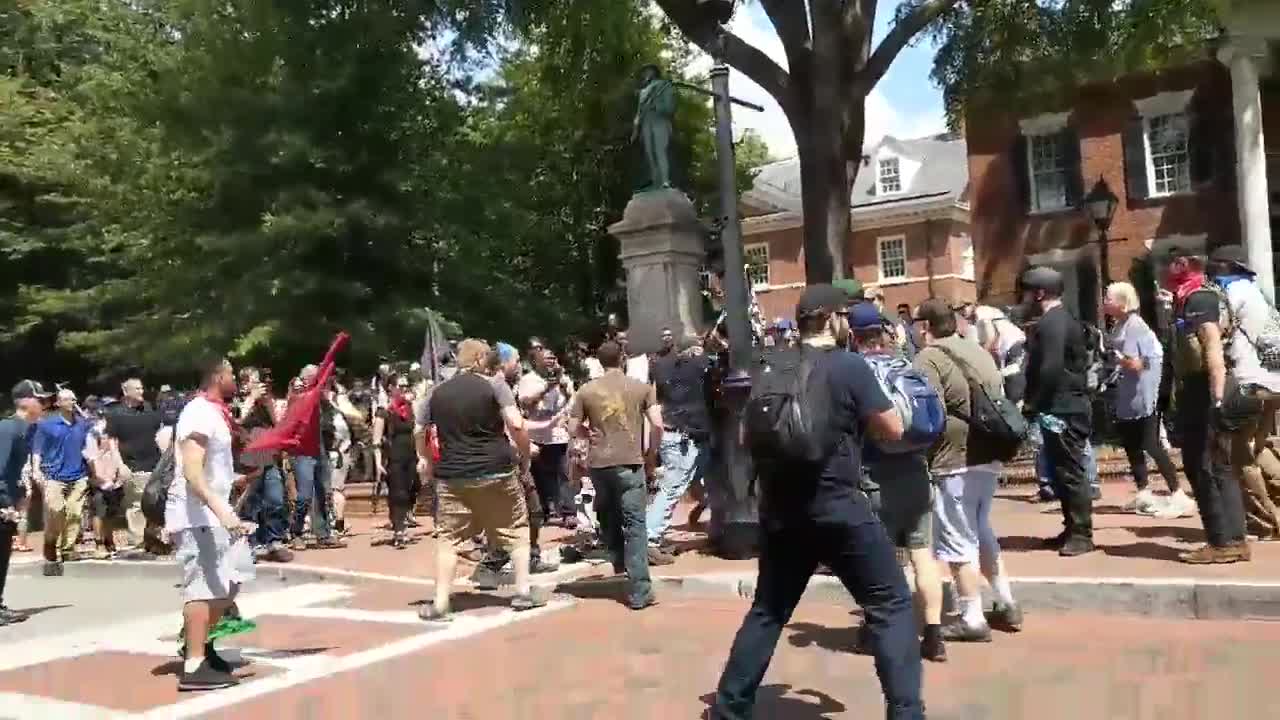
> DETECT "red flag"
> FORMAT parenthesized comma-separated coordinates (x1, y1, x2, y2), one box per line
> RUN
(245, 332, 350, 457)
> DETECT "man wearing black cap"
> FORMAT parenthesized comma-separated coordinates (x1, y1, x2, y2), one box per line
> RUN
(1020, 266, 1095, 556)
(0, 381, 50, 625)
(713, 284, 922, 720)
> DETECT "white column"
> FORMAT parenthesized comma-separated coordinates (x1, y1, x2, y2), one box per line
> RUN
(1221, 40, 1275, 302)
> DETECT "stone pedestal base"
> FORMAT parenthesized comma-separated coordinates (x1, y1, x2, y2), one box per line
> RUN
(607, 189, 706, 354)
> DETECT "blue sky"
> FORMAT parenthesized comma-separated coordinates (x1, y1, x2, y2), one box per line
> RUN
(714, 3, 947, 158)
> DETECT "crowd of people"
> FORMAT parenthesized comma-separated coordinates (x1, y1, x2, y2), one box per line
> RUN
(2, 241, 1278, 713)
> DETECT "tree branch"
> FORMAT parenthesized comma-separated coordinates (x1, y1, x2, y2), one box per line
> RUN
(759, 0, 810, 64)
(652, 0, 794, 111)
(856, 0, 959, 94)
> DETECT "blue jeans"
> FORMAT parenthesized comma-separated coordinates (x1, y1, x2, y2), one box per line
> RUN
(291, 454, 332, 540)
(239, 465, 288, 546)
(646, 431, 709, 544)
(591, 465, 653, 606)
(714, 500, 923, 719)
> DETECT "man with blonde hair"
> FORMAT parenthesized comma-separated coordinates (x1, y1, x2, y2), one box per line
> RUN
(1104, 281, 1190, 518)
(419, 339, 548, 619)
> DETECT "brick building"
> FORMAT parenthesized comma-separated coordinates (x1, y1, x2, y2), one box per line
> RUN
(740, 133, 973, 322)
(968, 12, 1280, 321)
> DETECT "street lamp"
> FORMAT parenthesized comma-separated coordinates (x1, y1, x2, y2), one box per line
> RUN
(1084, 177, 1119, 290)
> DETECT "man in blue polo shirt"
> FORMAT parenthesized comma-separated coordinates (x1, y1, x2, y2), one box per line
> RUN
(32, 388, 93, 575)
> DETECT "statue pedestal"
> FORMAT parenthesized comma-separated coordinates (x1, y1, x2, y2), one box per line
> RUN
(607, 189, 706, 353)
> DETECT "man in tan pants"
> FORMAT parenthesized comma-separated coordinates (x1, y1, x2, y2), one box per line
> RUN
(31, 389, 93, 575)
(1237, 399, 1280, 540)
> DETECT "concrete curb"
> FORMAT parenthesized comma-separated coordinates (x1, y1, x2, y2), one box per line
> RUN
(17, 559, 1280, 621)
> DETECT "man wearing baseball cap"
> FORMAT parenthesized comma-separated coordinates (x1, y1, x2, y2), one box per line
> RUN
(713, 284, 922, 720)
(0, 381, 50, 624)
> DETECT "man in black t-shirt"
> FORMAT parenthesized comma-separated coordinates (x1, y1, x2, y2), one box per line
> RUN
(713, 285, 923, 720)
(644, 335, 711, 557)
(106, 377, 162, 555)
(1021, 266, 1095, 557)
(1164, 247, 1253, 564)
(418, 339, 549, 619)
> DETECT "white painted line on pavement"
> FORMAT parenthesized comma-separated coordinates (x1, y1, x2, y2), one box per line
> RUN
(256, 563, 436, 586)
(0, 693, 138, 720)
(275, 607, 426, 625)
(140, 599, 575, 719)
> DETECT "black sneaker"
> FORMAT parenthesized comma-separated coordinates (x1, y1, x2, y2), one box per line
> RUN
(1043, 531, 1069, 550)
(177, 659, 240, 692)
(921, 625, 947, 663)
(42, 561, 64, 577)
(1058, 537, 1096, 557)
(940, 621, 992, 643)
(989, 603, 1024, 632)
(205, 643, 235, 674)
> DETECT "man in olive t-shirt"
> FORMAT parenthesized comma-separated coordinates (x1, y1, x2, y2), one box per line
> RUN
(569, 341, 664, 610)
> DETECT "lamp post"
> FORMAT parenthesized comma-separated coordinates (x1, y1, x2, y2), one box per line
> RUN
(1084, 176, 1119, 291)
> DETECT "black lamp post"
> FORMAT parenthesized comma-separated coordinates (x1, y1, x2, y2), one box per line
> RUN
(1084, 176, 1119, 290)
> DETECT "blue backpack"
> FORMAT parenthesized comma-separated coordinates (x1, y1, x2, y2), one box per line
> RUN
(863, 353, 946, 454)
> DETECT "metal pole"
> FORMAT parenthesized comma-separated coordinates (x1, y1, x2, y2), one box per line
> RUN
(711, 64, 752, 375)
(709, 62, 758, 559)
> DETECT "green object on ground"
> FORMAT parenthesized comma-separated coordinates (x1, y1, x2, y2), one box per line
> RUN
(176, 615, 259, 655)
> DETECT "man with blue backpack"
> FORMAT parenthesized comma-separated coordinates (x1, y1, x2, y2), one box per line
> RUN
(713, 284, 923, 720)
(851, 301, 949, 662)
(913, 299, 1026, 642)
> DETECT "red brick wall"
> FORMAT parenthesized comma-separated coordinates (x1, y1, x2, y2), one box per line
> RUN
(968, 61, 1241, 306)
(750, 217, 976, 321)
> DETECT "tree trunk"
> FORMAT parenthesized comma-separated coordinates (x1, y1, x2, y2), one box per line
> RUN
(793, 99, 861, 284)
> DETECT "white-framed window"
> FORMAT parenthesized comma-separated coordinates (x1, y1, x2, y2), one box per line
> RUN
(744, 243, 770, 289)
(1027, 133, 1068, 212)
(877, 157, 902, 195)
(1144, 113, 1192, 196)
(877, 236, 907, 281)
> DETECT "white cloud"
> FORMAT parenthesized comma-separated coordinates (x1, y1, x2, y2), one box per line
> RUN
(689, 7, 945, 160)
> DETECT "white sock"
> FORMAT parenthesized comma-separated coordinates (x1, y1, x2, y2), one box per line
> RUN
(991, 575, 1016, 606)
(183, 657, 203, 674)
(962, 595, 986, 627)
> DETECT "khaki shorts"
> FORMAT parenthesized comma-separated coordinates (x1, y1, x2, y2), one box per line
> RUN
(439, 471, 530, 553)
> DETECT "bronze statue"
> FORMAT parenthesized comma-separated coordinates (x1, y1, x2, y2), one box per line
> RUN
(632, 64, 675, 191)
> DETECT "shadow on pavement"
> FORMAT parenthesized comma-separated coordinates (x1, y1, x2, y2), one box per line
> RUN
(996, 535, 1052, 552)
(554, 576, 633, 608)
(11, 604, 72, 619)
(1128, 525, 1203, 543)
(699, 684, 847, 719)
(1101, 541, 1185, 562)
(406, 593, 512, 612)
(785, 622, 860, 654)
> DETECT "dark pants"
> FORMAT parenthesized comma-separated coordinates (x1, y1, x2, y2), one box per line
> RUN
(1180, 376, 1251, 547)
(386, 452, 420, 533)
(239, 465, 288, 546)
(1043, 412, 1093, 541)
(714, 501, 923, 720)
(0, 519, 14, 607)
(532, 443, 572, 519)
(590, 465, 652, 605)
(1115, 414, 1180, 493)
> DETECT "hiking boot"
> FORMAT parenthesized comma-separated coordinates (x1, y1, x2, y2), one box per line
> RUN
(289, 538, 308, 552)
(471, 564, 503, 591)
(647, 546, 676, 566)
(989, 603, 1024, 632)
(511, 586, 552, 612)
(940, 621, 992, 643)
(315, 537, 347, 550)
(1180, 542, 1251, 565)
(177, 659, 240, 692)
(921, 625, 947, 663)
(42, 561, 64, 577)
(1058, 537, 1096, 557)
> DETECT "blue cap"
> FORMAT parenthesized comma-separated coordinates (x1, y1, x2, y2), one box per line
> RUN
(849, 302, 888, 331)
(495, 342, 519, 364)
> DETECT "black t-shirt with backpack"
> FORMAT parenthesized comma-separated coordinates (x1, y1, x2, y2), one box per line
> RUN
(746, 346, 892, 521)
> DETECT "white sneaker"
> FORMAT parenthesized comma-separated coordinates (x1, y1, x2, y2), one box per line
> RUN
(1125, 489, 1159, 514)
(1153, 490, 1197, 519)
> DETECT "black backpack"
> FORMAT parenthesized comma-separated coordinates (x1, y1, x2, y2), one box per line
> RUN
(141, 441, 177, 526)
(744, 346, 835, 465)
(935, 346, 1028, 463)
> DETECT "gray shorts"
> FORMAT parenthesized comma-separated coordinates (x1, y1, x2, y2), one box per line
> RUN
(932, 467, 1000, 564)
(175, 526, 239, 603)
(869, 453, 932, 551)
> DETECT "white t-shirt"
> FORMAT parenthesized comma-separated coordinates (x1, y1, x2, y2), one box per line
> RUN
(626, 354, 649, 383)
(1225, 278, 1280, 392)
(165, 397, 235, 533)
(517, 372, 573, 446)
(583, 357, 605, 380)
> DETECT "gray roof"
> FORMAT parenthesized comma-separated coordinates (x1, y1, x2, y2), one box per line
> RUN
(744, 133, 969, 216)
